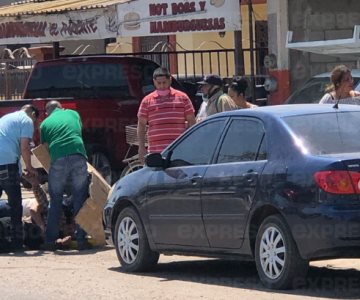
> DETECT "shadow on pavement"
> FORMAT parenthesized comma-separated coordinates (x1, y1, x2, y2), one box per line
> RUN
(0, 250, 44, 257)
(51, 245, 115, 256)
(0, 245, 114, 257)
(109, 259, 360, 299)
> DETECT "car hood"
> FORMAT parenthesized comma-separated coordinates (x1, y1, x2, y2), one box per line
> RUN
(108, 166, 153, 202)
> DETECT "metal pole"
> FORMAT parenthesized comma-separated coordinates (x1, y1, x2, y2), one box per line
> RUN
(248, 0, 256, 102)
(53, 42, 60, 59)
(234, 0, 244, 76)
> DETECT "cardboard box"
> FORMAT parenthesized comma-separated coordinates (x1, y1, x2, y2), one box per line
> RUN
(31, 144, 110, 246)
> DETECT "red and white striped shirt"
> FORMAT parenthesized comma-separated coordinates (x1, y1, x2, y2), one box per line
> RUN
(137, 87, 195, 153)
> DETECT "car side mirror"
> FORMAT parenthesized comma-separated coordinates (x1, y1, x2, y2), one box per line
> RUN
(145, 153, 165, 168)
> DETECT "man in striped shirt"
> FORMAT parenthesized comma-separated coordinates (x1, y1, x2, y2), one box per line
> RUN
(137, 67, 196, 163)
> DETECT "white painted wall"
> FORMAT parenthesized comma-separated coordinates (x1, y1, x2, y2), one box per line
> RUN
(267, 0, 289, 70)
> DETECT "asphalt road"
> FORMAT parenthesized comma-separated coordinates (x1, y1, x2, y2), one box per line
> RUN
(0, 246, 360, 300)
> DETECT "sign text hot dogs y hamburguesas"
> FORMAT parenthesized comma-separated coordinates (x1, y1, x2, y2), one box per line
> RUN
(0, 0, 241, 44)
(117, 0, 241, 37)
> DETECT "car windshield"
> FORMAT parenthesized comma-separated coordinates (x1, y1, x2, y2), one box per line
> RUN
(287, 77, 360, 104)
(26, 63, 135, 99)
(283, 111, 360, 155)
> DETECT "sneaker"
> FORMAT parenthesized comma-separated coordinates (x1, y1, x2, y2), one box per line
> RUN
(9, 242, 27, 252)
(40, 242, 57, 251)
(76, 240, 93, 251)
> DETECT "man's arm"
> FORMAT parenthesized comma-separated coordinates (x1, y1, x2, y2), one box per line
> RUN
(185, 114, 196, 128)
(21, 137, 36, 175)
(137, 117, 147, 164)
(39, 127, 50, 152)
(182, 94, 196, 127)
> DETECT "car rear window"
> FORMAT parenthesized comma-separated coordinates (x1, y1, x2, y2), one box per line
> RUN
(283, 111, 360, 155)
(287, 77, 360, 104)
(26, 63, 135, 99)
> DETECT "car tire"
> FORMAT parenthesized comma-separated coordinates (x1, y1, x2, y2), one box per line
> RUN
(120, 160, 143, 178)
(0, 222, 5, 243)
(114, 207, 159, 272)
(255, 214, 309, 290)
(88, 150, 112, 184)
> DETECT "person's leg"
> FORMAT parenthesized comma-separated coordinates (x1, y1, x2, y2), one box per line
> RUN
(45, 157, 69, 244)
(69, 155, 89, 245)
(1, 164, 23, 248)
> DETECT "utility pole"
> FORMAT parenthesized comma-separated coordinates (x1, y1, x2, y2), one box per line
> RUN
(248, 0, 256, 102)
(53, 42, 60, 59)
(234, 0, 244, 76)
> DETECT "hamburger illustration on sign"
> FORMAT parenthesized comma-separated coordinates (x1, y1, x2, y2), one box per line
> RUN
(123, 12, 141, 30)
(210, 0, 225, 7)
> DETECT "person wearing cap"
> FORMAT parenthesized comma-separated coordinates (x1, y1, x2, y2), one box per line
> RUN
(227, 77, 258, 109)
(196, 74, 237, 122)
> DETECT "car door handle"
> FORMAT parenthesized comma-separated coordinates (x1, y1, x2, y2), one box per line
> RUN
(243, 172, 258, 183)
(190, 175, 202, 184)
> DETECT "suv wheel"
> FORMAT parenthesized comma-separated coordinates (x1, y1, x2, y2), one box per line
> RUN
(120, 160, 143, 178)
(255, 215, 308, 289)
(89, 151, 112, 184)
(114, 207, 159, 272)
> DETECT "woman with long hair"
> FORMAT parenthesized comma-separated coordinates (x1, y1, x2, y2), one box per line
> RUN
(319, 64, 360, 104)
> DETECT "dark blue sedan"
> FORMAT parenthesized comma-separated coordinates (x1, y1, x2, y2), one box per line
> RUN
(103, 104, 360, 290)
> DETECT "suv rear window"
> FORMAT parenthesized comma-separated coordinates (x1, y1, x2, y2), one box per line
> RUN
(283, 111, 360, 155)
(26, 63, 136, 99)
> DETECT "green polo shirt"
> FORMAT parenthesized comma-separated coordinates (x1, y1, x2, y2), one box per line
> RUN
(40, 108, 87, 162)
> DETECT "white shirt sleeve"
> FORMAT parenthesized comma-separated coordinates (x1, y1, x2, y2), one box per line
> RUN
(319, 93, 333, 104)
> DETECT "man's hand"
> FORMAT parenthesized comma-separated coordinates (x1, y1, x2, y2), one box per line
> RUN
(26, 166, 36, 174)
(23, 171, 39, 186)
(21, 137, 37, 176)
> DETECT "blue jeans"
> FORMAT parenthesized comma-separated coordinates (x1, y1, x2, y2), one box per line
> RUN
(45, 155, 89, 244)
(0, 163, 23, 245)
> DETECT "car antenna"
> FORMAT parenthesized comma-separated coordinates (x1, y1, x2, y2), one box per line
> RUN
(333, 98, 340, 109)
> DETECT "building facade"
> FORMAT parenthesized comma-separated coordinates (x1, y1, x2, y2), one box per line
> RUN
(269, 0, 360, 103)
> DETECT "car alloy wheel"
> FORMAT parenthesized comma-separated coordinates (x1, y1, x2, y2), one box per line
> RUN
(255, 214, 309, 289)
(117, 216, 139, 264)
(114, 207, 159, 272)
(258, 226, 285, 280)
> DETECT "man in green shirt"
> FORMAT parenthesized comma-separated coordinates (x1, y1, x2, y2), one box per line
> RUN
(40, 101, 90, 251)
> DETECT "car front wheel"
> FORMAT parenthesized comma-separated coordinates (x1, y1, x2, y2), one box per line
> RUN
(255, 214, 309, 289)
(114, 207, 159, 272)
